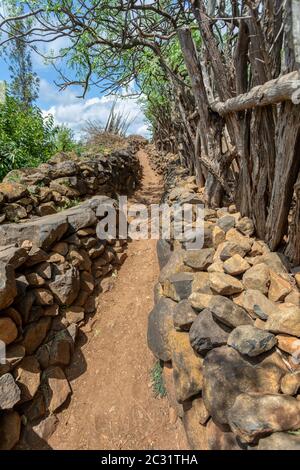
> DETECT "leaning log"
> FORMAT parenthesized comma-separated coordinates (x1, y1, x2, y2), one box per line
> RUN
(211, 71, 300, 115)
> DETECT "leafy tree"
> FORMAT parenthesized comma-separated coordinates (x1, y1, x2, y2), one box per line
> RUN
(4, 3, 39, 109)
(0, 95, 55, 180)
(52, 124, 77, 152)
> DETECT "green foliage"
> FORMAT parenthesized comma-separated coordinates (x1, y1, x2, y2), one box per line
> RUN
(53, 124, 78, 152)
(0, 95, 56, 180)
(151, 361, 166, 398)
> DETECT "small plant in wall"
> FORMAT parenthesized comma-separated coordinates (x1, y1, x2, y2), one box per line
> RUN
(151, 361, 166, 399)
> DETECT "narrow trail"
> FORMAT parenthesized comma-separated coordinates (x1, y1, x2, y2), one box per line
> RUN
(47, 149, 188, 450)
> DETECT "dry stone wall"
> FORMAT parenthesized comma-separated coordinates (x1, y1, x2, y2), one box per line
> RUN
(0, 145, 141, 223)
(147, 145, 300, 451)
(0, 146, 141, 449)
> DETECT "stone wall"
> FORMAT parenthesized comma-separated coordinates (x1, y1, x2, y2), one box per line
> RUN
(0, 145, 141, 224)
(147, 145, 300, 451)
(0, 146, 141, 449)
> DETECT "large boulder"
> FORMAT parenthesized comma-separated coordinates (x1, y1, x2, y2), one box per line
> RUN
(228, 393, 300, 443)
(147, 297, 176, 361)
(0, 213, 68, 250)
(66, 207, 97, 234)
(189, 310, 230, 356)
(202, 346, 284, 425)
(170, 331, 203, 402)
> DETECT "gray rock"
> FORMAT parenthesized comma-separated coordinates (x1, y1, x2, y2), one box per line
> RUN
(173, 300, 198, 331)
(189, 309, 230, 356)
(50, 161, 78, 179)
(0, 213, 68, 250)
(32, 414, 59, 440)
(0, 374, 21, 409)
(228, 393, 300, 443)
(49, 267, 80, 305)
(228, 325, 277, 357)
(219, 242, 248, 261)
(0, 262, 17, 310)
(147, 297, 176, 361)
(0, 245, 28, 269)
(217, 215, 236, 233)
(66, 207, 97, 234)
(209, 295, 252, 328)
(184, 248, 215, 271)
(163, 272, 194, 301)
(156, 239, 172, 270)
(202, 346, 284, 425)
(258, 432, 300, 450)
(236, 217, 255, 236)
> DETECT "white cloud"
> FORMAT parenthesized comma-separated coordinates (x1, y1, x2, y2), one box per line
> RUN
(40, 79, 150, 139)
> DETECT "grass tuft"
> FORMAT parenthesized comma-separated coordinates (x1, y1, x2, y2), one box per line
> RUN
(151, 361, 166, 398)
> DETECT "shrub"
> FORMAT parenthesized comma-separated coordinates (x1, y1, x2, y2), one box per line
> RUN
(0, 96, 55, 180)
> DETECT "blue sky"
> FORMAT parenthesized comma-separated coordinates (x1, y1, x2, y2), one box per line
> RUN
(0, 38, 149, 139)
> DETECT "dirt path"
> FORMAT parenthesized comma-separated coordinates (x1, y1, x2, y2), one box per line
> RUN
(47, 149, 188, 450)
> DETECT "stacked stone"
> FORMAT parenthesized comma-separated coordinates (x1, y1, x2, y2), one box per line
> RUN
(0, 195, 129, 449)
(147, 154, 300, 451)
(0, 147, 141, 224)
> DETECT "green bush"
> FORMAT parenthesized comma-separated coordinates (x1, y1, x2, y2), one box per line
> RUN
(0, 95, 56, 180)
(53, 124, 80, 153)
